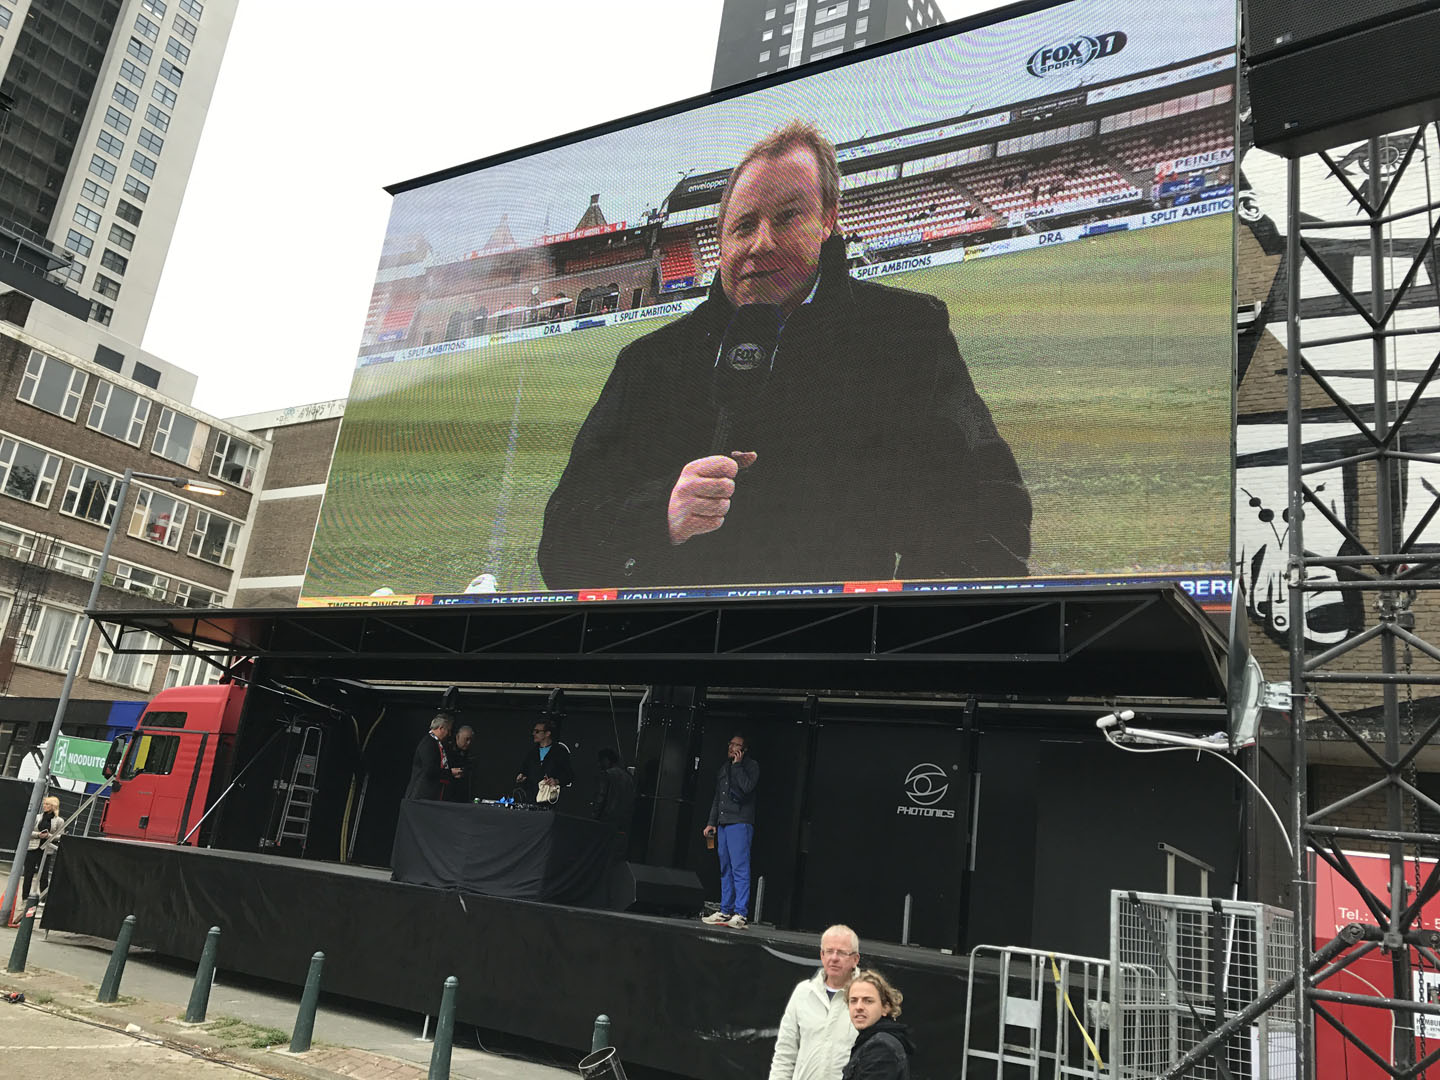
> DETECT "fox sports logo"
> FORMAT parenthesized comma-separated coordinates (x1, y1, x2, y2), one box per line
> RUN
(726, 343, 766, 372)
(1026, 31, 1127, 77)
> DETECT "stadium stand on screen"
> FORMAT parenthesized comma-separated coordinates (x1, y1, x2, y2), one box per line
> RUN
(302, 0, 1238, 607)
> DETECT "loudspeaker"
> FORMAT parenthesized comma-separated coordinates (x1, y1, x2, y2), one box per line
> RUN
(1247, 0, 1433, 61)
(1246, 1, 1440, 156)
(608, 862, 705, 915)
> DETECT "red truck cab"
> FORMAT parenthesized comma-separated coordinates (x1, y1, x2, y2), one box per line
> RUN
(101, 683, 247, 844)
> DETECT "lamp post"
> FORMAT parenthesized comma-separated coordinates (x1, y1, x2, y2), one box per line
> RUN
(1, 468, 223, 919)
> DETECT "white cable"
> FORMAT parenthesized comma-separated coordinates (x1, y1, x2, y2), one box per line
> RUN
(1102, 730, 1295, 858)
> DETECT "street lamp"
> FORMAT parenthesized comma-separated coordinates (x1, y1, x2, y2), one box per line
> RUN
(1, 468, 223, 919)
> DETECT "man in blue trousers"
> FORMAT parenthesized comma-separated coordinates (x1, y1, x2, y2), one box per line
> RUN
(702, 733, 760, 929)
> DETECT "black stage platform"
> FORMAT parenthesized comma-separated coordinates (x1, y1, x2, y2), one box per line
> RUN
(47, 837, 999, 1080)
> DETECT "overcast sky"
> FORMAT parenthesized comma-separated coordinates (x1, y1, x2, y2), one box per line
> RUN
(143, 0, 1015, 417)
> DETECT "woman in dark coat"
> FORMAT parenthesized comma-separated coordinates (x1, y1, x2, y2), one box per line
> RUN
(842, 969, 915, 1080)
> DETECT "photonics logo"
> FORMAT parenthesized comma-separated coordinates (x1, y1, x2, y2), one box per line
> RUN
(1026, 31, 1127, 77)
(897, 762, 955, 819)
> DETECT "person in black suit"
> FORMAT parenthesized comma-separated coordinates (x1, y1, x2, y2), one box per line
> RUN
(515, 717, 574, 803)
(444, 725, 476, 803)
(406, 714, 463, 800)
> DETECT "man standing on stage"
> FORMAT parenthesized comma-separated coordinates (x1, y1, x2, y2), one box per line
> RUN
(445, 724, 476, 803)
(405, 714, 463, 801)
(770, 925, 862, 1080)
(702, 733, 759, 928)
(515, 717, 574, 803)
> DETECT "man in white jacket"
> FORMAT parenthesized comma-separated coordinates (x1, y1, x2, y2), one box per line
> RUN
(769, 925, 861, 1080)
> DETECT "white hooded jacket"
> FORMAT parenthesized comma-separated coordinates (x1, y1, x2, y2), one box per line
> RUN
(768, 969, 858, 1080)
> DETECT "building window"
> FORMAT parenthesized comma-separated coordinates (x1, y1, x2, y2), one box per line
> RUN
(165, 37, 189, 64)
(58, 260, 85, 285)
(126, 36, 154, 64)
(17, 605, 82, 671)
(152, 407, 205, 466)
(811, 44, 844, 59)
(779, 43, 790, 55)
(0, 5, 10, 29)
(108, 223, 136, 251)
(132, 362, 161, 389)
(813, 25, 846, 47)
(113, 83, 140, 110)
(88, 380, 150, 444)
(210, 433, 260, 488)
(173, 13, 197, 42)
(93, 274, 121, 300)
(100, 249, 129, 276)
(135, 12, 159, 40)
(814, 2, 849, 25)
(91, 625, 160, 690)
(762, 28, 773, 41)
(131, 150, 157, 179)
(165, 651, 223, 688)
(854, 38, 865, 47)
(89, 155, 117, 183)
(179, 0, 202, 18)
(784, 2, 795, 11)
(856, 16, 868, 33)
(48, 543, 100, 581)
(73, 204, 102, 232)
(858, 0, 869, 9)
(141, 0, 166, 18)
(64, 230, 93, 257)
(159, 59, 184, 86)
(759, 49, 771, 61)
(152, 82, 177, 109)
(82, 179, 109, 208)
(124, 175, 150, 202)
(0, 438, 60, 507)
(782, 22, 792, 33)
(116, 199, 143, 225)
(130, 488, 189, 548)
(138, 128, 163, 154)
(90, 302, 114, 326)
(60, 464, 120, 526)
(104, 106, 131, 135)
(18, 351, 87, 420)
(108, 564, 171, 601)
(144, 103, 170, 132)
(120, 59, 146, 86)
(188, 511, 240, 567)
(97, 130, 125, 159)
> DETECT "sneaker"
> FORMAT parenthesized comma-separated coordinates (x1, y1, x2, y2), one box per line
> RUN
(726, 914, 748, 929)
(701, 911, 731, 925)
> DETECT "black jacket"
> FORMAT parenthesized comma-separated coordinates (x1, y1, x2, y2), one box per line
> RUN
(707, 757, 760, 827)
(517, 741, 574, 803)
(444, 744, 474, 803)
(841, 1018, 915, 1080)
(405, 733, 450, 801)
(591, 764, 637, 828)
(537, 234, 1030, 589)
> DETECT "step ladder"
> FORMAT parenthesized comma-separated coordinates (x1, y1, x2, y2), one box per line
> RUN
(275, 725, 322, 856)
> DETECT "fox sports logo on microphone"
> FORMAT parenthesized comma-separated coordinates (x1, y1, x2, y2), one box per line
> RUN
(897, 762, 956, 818)
(725, 342, 767, 372)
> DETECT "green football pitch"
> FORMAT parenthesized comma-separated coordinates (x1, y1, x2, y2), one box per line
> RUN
(304, 215, 1233, 598)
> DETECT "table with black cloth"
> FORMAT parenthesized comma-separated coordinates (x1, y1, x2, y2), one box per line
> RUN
(390, 800, 616, 906)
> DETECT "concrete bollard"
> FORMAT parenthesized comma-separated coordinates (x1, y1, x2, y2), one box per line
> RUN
(6, 894, 39, 973)
(184, 926, 221, 1023)
(428, 975, 458, 1080)
(289, 951, 325, 1053)
(592, 1013, 612, 1052)
(97, 914, 137, 1002)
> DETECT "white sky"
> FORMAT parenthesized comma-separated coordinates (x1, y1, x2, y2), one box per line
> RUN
(142, 0, 1012, 417)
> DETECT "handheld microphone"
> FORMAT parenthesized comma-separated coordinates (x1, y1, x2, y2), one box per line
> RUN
(711, 304, 781, 454)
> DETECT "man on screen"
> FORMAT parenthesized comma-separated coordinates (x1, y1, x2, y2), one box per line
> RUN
(537, 121, 1030, 590)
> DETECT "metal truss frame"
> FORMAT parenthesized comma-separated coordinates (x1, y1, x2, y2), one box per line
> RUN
(1172, 128, 1440, 1078)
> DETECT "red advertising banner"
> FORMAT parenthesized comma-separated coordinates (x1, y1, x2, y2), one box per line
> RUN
(540, 221, 627, 246)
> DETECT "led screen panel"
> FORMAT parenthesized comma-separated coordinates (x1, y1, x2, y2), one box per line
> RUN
(302, 0, 1238, 607)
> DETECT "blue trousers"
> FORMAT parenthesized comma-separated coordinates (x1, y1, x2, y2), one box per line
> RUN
(717, 823, 753, 917)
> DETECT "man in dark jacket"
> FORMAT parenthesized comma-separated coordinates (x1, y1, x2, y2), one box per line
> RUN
(515, 717, 574, 804)
(843, 970, 915, 1080)
(405, 714, 462, 801)
(591, 747, 636, 829)
(444, 725, 475, 803)
(537, 120, 1030, 591)
(701, 733, 759, 928)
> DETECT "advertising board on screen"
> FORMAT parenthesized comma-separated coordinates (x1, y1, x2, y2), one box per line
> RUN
(301, 0, 1239, 609)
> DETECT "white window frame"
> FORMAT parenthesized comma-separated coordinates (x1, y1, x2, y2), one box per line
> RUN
(188, 510, 241, 567)
(60, 464, 121, 527)
(152, 407, 206, 467)
(209, 433, 261, 489)
(87, 380, 151, 444)
(19, 353, 88, 421)
(174, 581, 225, 609)
(0, 438, 61, 507)
(813, 1, 849, 25)
(130, 487, 189, 549)
(165, 650, 223, 689)
(18, 605, 83, 672)
(91, 624, 160, 690)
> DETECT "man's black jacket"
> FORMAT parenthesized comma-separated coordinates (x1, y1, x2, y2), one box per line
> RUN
(404, 733, 449, 801)
(537, 234, 1031, 589)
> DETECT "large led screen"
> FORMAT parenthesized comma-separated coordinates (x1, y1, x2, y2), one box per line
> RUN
(302, 0, 1238, 607)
